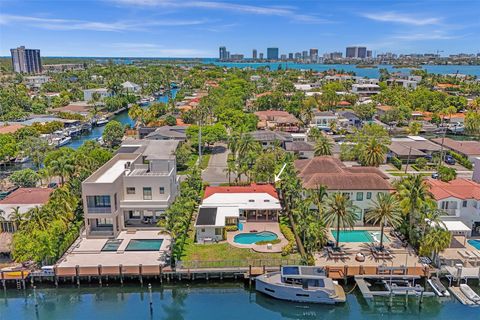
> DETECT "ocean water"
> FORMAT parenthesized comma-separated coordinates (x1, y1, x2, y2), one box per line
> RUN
(1, 282, 479, 320)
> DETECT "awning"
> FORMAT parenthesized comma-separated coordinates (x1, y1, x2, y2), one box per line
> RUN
(430, 220, 471, 233)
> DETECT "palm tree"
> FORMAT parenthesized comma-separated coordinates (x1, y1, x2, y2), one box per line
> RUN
(360, 137, 386, 167)
(419, 228, 451, 265)
(128, 104, 144, 127)
(365, 193, 403, 249)
(49, 156, 75, 185)
(0, 212, 5, 232)
(419, 203, 446, 238)
(9, 206, 23, 231)
(324, 193, 359, 249)
(314, 135, 333, 156)
(307, 184, 328, 218)
(396, 174, 432, 242)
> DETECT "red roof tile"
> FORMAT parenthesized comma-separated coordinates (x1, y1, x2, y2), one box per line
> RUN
(426, 178, 480, 200)
(0, 188, 53, 204)
(0, 124, 24, 134)
(203, 184, 279, 200)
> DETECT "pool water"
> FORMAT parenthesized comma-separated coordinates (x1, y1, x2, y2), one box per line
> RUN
(101, 239, 122, 251)
(333, 230, 390, 243)
(233, 231, 278, 245)
(125, 239, 163, 251)
(467, 239, 480, 250)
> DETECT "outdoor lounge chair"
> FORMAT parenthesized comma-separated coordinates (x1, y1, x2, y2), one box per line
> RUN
(458, 250, 474, 259)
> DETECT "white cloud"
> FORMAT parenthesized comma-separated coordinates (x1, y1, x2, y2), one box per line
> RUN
(107, 42, 212, 57)
(392, 32, 459, 41)
(361, 12, 441, 26)
(0, 14, 208, 32)
(110, 0, 330, 24)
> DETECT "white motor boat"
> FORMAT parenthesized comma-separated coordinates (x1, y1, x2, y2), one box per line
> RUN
(96, 117, 109, 126)
(428, 277, 450, 297)
(255, 266, 346, 304)
(460, 284, 480, 304)
(56, 136, 72, 147)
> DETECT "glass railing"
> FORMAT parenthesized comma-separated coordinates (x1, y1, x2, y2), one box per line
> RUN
(87, 207, 112, 214)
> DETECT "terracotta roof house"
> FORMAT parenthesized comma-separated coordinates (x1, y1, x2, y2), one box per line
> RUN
(254, 110, 301, 132)
(0, 124, 25, 134)
(376, 105, 393, 117)
(426, 178, 480, 234)
(195, 184, 282, 243)
(431, 138, 480, 162)
(294, 156, 392, 225)
(0, 188, 54, 233)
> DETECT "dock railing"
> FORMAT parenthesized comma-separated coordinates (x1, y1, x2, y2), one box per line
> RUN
(177, 258, 302, 270)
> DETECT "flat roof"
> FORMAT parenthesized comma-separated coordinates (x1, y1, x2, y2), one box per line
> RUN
(95, 159, 130, 183)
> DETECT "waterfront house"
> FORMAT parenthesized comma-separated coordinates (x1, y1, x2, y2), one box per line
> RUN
(249, 130, 293, 149)
(426, 178, 480, 236)
(311, 111, 338, 131)
(121, 81, 141, 93)
(195, 184, 282, 243)
(294, 156, 393, 225)
(145, 126, 187, 141)
(83, 88, 111, 101)
(351, 84, 380, 96)
(386, 78, 418, 89)
(431, 138, 480, 163)
(0, 188, 53, 233)
(81, 140, 179, 238)
(254, 110, 301, 132)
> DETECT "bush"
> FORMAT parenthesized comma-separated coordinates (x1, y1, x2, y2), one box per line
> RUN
(280, 224, 296, 256)
(390, 157, 402, 170)
(255, 239, 281, 245)
(222, 225, 238, 239)
(415, 157, 428, 170)
(449, 151, 473, 169)
(9, 169, 40, 187)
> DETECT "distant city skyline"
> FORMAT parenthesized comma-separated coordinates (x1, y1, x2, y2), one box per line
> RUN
(1, 0, 479, 57)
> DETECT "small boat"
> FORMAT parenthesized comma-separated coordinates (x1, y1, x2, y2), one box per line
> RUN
(14, 156, 30, 163)
(56, 136, 72, 147)
(95, 117, 109, 126)
(255, 266, 346, 304)
(460, 284, 480, 304)
(428, 277, 450, 297)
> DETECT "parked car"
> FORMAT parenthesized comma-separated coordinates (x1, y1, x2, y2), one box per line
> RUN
(431, 172, 439, 179)
(444, 155, 456, 165)
(47, 182, 58, 189)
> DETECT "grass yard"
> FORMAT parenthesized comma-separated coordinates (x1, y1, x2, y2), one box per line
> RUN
(178, 153, 211, 175)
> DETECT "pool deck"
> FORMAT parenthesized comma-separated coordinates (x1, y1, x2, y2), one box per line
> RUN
(57, 230, 171, 268)
(226, 222, 288, 253)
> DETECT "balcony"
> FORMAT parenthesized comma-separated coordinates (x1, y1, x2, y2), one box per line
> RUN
(87, 206, 112, 214)
(444, 208, 459, 216)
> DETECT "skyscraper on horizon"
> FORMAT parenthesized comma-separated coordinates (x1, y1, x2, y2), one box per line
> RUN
(252, 49, 257, 60)
(10, 46, 42, 73)
(259, 53, 264, 59)
(219, 46, 227, 60)
(309, 48, 318, 63)
(346, 46, 368, 59)
(267, 47, 279, 60)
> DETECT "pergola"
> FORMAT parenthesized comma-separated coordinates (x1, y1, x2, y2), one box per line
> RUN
(430, 220, 472, 245)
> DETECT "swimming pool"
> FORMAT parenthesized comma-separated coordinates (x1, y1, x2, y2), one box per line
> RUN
(125, 239, 163, 251)
(233, 231, 278, 245)
(332, 230, 390, 243)
(101, 239, 123, 251)
(467, 239, 480, 250)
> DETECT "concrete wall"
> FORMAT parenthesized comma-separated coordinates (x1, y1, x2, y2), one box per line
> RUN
(196, 226, 223, 242)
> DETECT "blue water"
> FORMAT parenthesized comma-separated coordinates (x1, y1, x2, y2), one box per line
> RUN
(233, 231, 278, 244)
(67, 90, 176, 149)
(332, 230, 390, 243)
(207, 61, 480, 78)
(1, 283, 479, 320)
(467, 239, 480, 250)
(125, 239, 163, 251)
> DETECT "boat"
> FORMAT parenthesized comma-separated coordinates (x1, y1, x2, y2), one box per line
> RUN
(255, 266, 346, 304)
(95, 117, 109, 126)
(460, 284, 480, 304)
(428, 277, 450, 297)
(56, 136, 72, 147)
(14, 156, 30, 163)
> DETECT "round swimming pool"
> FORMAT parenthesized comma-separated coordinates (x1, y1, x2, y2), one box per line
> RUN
(233, 231, 278, 245)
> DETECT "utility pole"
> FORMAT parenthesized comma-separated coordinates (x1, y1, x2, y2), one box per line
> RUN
(404, 147, 412, 174)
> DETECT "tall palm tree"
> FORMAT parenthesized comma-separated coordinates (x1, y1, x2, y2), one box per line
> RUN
(49, 156, 75, 185)
(419, 228, 451, 265)
(324, 193, 359, 249)
(9, 206, 23, 231)
(314, 135, 333, 156)
(307, 184, 328, 218)
(360, 137, 386, 167)
(365, 193, 403, 249)
(419, 203, 446, 239)
(396, 175, 432, 242)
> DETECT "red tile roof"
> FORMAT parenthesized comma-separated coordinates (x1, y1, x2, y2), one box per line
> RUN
(337, 100, 352, 106)
(294, 156, 392, 190)
(0, 188, 53, 204)
(203, 184, 279, 200)
(430, 138, 480, 156)
(426, 178, 480, 200)
(0, 124, 25, 134)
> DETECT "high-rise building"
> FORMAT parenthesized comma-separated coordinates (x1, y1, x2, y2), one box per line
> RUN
(346, 46, 357, 58)
(302, 51, 308, 60)
(366, 50, 372, 58)
(259, 53, 264, 59)
(280, 54, 287, 60)
(294, 52, 302, 60)
(252, 49, 257, 60)
(357, 47, 367, 59)
(226, 51, 230, 60)
(219, 46, 227, 60)
(309, 48, 318, 62)
(230, 54, 244, 60)
(10, 46, 42, 73)
(267, 47, 279, 60)
(346, 46, 368, 59)
(288, 53, 294, 60)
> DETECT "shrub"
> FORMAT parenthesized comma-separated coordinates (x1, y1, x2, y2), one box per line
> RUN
(415, 157, 428, 170)
(280, 224, 296, 256)
(449, 151, 473, 169)
(390, 156, 402, 170)
(223, 225, 238, 239)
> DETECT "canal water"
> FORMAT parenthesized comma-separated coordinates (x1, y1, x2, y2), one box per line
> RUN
(1, 282, 479, 320)
(67, 90, 177, 149)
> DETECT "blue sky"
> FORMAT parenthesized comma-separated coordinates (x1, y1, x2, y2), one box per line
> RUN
(0, 0, 479, 57)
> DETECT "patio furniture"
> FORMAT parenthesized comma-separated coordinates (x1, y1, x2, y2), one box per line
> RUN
(371, 247, 393, 260)
(327, 247, 349, 261)
(355, 252, 365, 262)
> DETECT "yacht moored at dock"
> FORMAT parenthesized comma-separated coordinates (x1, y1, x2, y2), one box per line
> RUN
(255, 266, 346, 304)
(427, 277, 450, 297)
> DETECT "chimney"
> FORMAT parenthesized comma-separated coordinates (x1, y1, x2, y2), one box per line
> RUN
(473, 157, 480, 183)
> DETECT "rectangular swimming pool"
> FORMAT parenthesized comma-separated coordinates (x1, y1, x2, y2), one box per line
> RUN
(467, 239, 480, 250)
(101, 239, 122, 251)
(332, 230, 390, 243)
(125, 239, 163, 251)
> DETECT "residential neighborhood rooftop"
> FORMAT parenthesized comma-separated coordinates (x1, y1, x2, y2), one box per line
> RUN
(426, 178, 480, 201)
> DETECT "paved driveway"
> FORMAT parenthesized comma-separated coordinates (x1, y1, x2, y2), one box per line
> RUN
(201, 143, 229, 185)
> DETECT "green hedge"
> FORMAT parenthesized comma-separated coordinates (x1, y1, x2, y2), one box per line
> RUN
(223, 225, 238, 239)
(280, 224, 296, 256)
(390, 156, 402, 170)
(255, 239, 281, 245)
(449, 151, 473, 169)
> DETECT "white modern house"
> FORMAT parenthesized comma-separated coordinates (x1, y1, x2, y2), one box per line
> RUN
(294, 156, 393, 225)
(122, 81, 141, 93)
(83, 88, 111, 101)
(311, 111, 338, 131)
(352, 84, 380, 96)
(81, 140, 179, 238)
(24, 75, 50, 89)
(195, 184, 282, 243)
(427, 178, 480, 236)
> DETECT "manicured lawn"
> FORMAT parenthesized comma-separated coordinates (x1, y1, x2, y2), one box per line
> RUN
(177, 153, 211, 175)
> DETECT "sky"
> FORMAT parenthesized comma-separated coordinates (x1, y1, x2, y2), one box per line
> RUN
(0, 0, 479, 58)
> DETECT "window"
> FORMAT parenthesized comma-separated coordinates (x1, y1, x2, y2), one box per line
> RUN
(264, 199, 270, 202)
(143, 187, 152, 200)
(356, 192, 364, 201)
(128, 210, 141, 219)
(126, 187, 135, 194)
(215, 228, 222, 236)
(96, 218, 113, 227)
(201, 228, 205, 232)
(342, 192, 350, 199)
(249, 199, 255, 202)
(462, 200, 467, 208)
(86, 195, 111, 207)
(114, 193, 118, 211)
(366, 192, 372, 200)
(159, 187, 165, 194)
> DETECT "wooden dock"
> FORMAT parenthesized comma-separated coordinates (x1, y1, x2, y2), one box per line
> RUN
(449, 286, 476, 305)
(354, 275, 435, 300)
